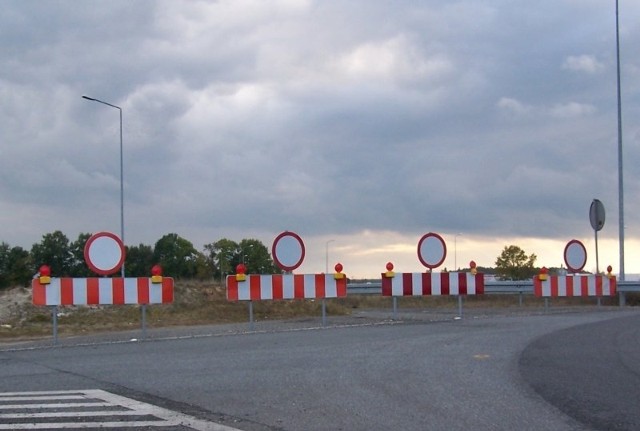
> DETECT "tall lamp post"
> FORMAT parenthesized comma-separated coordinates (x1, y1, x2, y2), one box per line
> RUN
(325, 239, 335, 274)
(615, 0, 625, 281)
(454, 233, 462, 271)
(82, 95, 125, 277)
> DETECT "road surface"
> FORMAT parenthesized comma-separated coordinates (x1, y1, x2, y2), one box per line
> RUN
(0, 307, 638, 430)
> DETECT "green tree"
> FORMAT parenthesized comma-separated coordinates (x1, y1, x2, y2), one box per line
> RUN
(193, 252, 214, 280)
(31, 231, 73, 276)
(0, 242, 11, 289)
(203, 238, 239, 282)
(70, 232, 93, 277)
(204, 238, 281, 282)
(0, 243, 32, 289)
(125, 244, 154, 277)
(7, 246, 32, 287)
(495, 245, 537, 281)
(153, 233, 199, 278)
(239, 238, 279, 275)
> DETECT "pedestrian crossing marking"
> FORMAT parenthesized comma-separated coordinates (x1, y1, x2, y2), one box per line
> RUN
(0, 389, 240, 430)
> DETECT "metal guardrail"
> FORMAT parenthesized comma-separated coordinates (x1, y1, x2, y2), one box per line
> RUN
(347, 280, 640, 306)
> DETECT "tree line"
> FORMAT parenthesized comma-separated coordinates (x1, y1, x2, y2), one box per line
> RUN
(0, 230, 554, 290)
(0, 231, 280, 289)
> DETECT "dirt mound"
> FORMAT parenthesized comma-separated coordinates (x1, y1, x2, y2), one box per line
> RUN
(0, 287, 32, 327)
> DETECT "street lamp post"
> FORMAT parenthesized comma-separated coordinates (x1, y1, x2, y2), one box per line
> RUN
(243, 244, 254, 266)
(454, 233, 462, 271)
(323, 239, 335, 328)
(615, 0, 625, 282)
(325, 239, 335, 274)
(82, 95, 125, 277)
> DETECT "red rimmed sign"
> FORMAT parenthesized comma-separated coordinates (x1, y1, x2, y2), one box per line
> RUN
(84, 231, 125, 276)
(272, 231, 305, 272)
(417, 232, 447, 270)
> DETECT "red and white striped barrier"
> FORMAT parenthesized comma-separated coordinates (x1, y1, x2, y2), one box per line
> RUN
(32, 277, 174, 306)
(533, 275, 616, 297)
(226, 274, 347, 301)
(381, 272, 484, 297)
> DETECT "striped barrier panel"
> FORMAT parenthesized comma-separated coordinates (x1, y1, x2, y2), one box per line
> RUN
(381, 272, 484, 297)
(226, 274, 347, 301)
(533, 275, 616, 297)
(32, 277, 174, 306)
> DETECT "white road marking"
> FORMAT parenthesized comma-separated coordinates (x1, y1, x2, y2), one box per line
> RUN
(0, 402, 112, 409)
(0, 389, 241, 431)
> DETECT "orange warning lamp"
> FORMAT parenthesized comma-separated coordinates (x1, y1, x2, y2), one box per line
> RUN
(606, 265, 614, 279)
(384, 262, 395, 278)
(334, 263, 345, 280)
(39, 265, 51, 284)
(538, 267, 548, 281)
(235, 263, 247, 282)
(151, 265, 163, 283)
(469, 260, 477, 275)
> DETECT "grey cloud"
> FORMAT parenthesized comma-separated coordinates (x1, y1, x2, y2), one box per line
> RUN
(1, 0, 639, 271)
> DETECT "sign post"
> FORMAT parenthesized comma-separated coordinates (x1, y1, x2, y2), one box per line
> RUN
(589, 199, 605, 274)
(33, 231, 174, 343)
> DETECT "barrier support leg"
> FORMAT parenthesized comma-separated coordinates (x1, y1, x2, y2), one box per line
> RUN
(141, 304, 147, 340)
(322, 299, 327, 327)
(457, 295, 463, 318)
(392, 297, 398, 320)
(51, 305, 58, 346)
(248, 301, 255, 331)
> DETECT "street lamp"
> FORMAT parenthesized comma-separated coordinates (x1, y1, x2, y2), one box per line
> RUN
(615, 0, 625, 281)
(454, 233, 462, 271)
(242, 244, 254, 265)
(325, 239, 335, 274)
(82, 95, 125, 277)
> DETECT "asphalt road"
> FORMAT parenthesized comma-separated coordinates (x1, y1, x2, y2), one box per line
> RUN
(0, 308, 638, 430)
(520, 312, 640, 431)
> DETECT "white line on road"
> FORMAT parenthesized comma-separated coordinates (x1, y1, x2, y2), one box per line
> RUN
(0, 389, 241, 431)
(0, 402, 112, 409)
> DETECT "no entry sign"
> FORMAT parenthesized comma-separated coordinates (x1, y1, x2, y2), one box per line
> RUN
(272, 231, 305, 271)
(84, 231, 125, 275)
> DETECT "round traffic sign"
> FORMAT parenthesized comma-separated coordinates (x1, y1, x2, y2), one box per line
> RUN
(564, 239, 587, 273)
(589, 199, 605, 232)
(272, 231, 305, 271)
(417, 232, 447, 269)
(84, 232, 125, 276)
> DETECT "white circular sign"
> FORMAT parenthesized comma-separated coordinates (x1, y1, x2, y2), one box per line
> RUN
(417, 232, 447, 269)
(272, 231, 305, 271)
(564, 239, 587, 273)
(84, 232, 125, 275)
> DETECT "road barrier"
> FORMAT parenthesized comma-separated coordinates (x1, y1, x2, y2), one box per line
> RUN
(32, 277, 174, 306)
(226, 273, 347, 329)
(533, 275, 616, 297)
(226, 274, 347, 301)
(348, 278, 640, 306)
(381, 272, 484, 297)
(31, 274, 174, 344)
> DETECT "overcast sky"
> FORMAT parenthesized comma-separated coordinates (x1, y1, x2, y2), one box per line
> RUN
(2, 1, 639, 278)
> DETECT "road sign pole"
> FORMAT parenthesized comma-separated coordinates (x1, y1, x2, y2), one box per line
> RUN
(589, 199, 605, 275)
(392, 297, 398, 320)
(51, 306, 58, 345)
(141, 304, 147, 340)
(248, 301, 255, 331)
(322, 299, 327, 327)
(595, 229, 600, 274)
